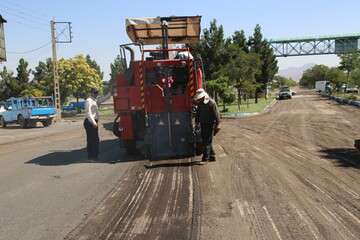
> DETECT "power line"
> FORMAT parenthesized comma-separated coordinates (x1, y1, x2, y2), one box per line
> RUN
(7, 18, 49, 33)
(8, 41, 51, 54)
(8, 28, 67, 55)
(5, 17, 49, 32)
(0, 2, 49, 25)
(1, 9, 49, 28)
(1, 0, 50, 21)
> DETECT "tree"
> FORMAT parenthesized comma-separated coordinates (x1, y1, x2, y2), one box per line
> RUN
(1, 58, 32, 98)
(192, 19, 226, 85)
(58, 55, 103, 103)
(327, 67, 347, 89)
(205, 76, 235, 112)
(232, 30, 248, 53)
(299, 65, 347, 90)
(21, 86, 44, 97)
(272, 75, 297, 89)
(0, 67, 17, 101)
(86, 55, 104, 80)
(222, 44, 260, 110)
(339, 52, 360, 82)
(299, 65, 330, 88)
(108, 55, 126, 94)
(16, 58, 31, 88)
(351, 68, 360, 87)
(32, 58, 53, 96)
(248, 25, 278, 102)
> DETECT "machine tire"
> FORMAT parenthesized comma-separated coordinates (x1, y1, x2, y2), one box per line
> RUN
(123, 140, 137, 155)
(42, 119, 53, 127)
(0, 116, 6, 128)
(18, 115, 28, 129)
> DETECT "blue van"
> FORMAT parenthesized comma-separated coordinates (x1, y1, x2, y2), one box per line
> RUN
(0, 97, 56, 128)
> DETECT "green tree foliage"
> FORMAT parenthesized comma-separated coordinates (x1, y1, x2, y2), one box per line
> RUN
(339, 52, 360, 81)
(328, 67, 347, 89)
(205, 76, 235, 112)
(300, 65, 330, 88)
(232, 30, 248, 53)
(299, 65, 347, 89)
(32, 58, 53, 96)
(30, 56, 103, 103)
(58, 55, 103, 102)
(0, 59, 34, 99)
(272, 75, 297, 89)
(108, 55, 126, 93)
(248, 25, 278, 102)
(0, 67, 17, 101)
(222, 44, 260, 110)
(192, 19, 226, 83)
(86, 54, 104, 80)
(16, 58, 31, 87)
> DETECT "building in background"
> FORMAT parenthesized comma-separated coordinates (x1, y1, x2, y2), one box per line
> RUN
(0, 15, 7, 62)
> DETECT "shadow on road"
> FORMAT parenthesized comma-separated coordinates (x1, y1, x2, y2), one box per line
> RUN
(0, 125, 44, 130)
(25, 139, 145, 166)
(320, 148, 360, 169)
(102, 122, 113, 133)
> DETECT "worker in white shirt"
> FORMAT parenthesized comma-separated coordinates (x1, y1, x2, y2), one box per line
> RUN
(84, 88, 100, 160)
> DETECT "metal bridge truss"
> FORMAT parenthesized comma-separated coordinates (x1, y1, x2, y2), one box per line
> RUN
(269, 34, 360, 57)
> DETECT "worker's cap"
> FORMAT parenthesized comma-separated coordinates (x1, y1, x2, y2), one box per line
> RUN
(194, 88, 210, 104)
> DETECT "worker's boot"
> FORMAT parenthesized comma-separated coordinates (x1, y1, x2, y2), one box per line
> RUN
(209, 156, 216, 162)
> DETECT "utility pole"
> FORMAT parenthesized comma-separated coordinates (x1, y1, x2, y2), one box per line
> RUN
(50, 19, 73, 121)
(51, 20, 61, 120)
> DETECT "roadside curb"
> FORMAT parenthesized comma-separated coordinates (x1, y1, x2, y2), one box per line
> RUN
(221, 98, 277, 119)
(324, 94, 360, 108)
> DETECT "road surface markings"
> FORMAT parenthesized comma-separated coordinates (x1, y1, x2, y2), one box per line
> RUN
(208, 170, 215, 185)
(235, 199, 245, 218)
(130, 170, 164, 235)
(108, 170, 153, 238)
(338, 205, 360, 225)
(105, 231, 113, 240)
(188, 168, 193, 216)
(291, 204, 320, 240)
(323, 206, 357, 240)
(304, 178, 336, 202)
(290, 150, 306, 160)
(336, 184, 360, 200)
(263, 206, 283, 240)
(217, 144, 227, 157)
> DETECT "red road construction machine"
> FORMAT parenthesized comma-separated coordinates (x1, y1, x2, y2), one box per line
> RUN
(112, 16, 203, 161)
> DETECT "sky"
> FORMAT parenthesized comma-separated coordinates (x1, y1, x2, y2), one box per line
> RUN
(1, 0, 360, 80)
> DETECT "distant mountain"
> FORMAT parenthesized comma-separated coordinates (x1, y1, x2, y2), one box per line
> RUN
(278, 63, 315, 81)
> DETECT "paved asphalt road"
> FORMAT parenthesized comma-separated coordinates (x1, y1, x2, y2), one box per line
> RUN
(1, 91, 360, 240)
(0, 118, 143, 240)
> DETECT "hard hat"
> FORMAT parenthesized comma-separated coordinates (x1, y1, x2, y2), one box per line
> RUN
(194, 88, 210, 104)
(176, 51, 194, 60)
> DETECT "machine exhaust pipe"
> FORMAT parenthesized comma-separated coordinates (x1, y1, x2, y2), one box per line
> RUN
(124, 46, 135, 62)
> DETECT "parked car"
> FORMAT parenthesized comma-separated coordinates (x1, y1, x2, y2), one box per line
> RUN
(0, 97, 56, 128)
(345, 85, 359, 94)
(62, 101, 85, 112)
(277, 86, 292, 100)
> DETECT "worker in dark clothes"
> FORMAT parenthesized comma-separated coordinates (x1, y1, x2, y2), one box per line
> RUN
(194, 88, 220, 162)
(84, 88, 100, 160)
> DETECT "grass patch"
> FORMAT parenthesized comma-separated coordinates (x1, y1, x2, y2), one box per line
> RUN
(220, 98, 274, 113)
(332, 92, 359, 101)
